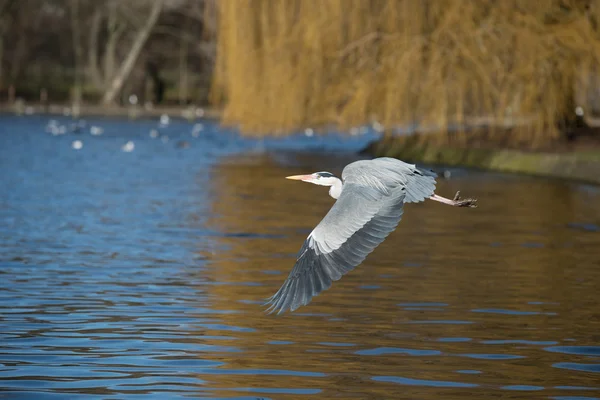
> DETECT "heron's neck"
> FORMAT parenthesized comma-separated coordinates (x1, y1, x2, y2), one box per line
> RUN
(329, 178, 343, 199)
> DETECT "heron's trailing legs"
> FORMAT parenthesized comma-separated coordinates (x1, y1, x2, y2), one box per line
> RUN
(429, 191, 477, 208)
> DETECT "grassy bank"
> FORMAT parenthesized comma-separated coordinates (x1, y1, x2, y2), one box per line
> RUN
(365, 135, 600, 185)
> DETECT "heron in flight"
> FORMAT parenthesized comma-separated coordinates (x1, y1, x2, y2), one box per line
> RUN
(265, 157, 477, 315)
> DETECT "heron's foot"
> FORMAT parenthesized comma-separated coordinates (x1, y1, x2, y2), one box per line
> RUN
(452, 191, 478, 208)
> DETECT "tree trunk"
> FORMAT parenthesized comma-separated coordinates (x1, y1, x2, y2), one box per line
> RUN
(87, 7, 104, 90)
(102, 0, 163, 105)
(9, 30, 25, 84)
(0, 34, 3, 91)
(178, 16, 190, 105)
(103, 1, 121, 87)
(70, 0, 83, 108)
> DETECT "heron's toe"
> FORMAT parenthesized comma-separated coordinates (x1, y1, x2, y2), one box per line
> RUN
(457, 198, 477, 208)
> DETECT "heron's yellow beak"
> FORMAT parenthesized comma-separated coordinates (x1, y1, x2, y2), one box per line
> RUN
(285, 174, 313, 181)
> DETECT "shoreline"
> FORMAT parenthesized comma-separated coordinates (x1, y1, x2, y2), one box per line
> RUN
(4, 101, 600, 186)
(0, 103, 222, 121)
(364, 136, 600, 186)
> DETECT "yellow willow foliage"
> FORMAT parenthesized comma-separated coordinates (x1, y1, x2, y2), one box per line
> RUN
(210, 0, 600, 145)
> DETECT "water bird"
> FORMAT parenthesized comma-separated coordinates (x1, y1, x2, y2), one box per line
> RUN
(121, 141, 135, 152)
(192, 123, 204, 137)
(181, 107, 195, 120)
(159, 114, 170, 126)
(46, 120, 59, 133)
(50, 124, 67, 136)
(69, 122, 83, 133)
(265, 157, 477, 315)
(304, 128, 314, 137)
(149, 129, 159, 138)
(90, 126, 103, 136)
(71, 140, 83, 150)
(372, 121, 384, 133)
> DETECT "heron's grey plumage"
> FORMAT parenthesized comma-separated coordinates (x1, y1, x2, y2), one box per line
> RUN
(265, 157, 438, 315)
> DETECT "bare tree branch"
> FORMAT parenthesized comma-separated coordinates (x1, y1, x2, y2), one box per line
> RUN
(102, 0, 164, 105)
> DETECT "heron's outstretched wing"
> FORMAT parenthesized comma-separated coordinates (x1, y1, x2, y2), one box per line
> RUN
(265, 181, 406, 315)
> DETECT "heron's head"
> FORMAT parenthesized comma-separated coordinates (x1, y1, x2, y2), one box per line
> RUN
(286, 171, 339, 186)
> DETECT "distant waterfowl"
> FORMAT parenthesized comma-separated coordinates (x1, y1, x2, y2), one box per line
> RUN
(46, 120, 60, 135)
(149, 129, 159, 138)
(49, 124, 67, 136)
(69, 122, 83, 134)
(372, 121, 384, 133)
(304, 128, 314, 137)
(90, 126, 103, 136)
(121, 141, 135, 152)
(72, 140, 83, 150)
(159, 114, 170, 126)
(192, 123, 204, 137)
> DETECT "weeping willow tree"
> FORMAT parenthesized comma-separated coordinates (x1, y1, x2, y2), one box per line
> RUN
(210, 0, 600, 146)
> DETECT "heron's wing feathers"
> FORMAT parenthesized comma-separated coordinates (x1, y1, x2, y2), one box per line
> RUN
(341, 157, 437, 203)
(265, 182, 406, 314)
(405, 166, 437, 203)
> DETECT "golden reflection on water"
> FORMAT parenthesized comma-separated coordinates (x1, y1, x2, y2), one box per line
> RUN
(195, 153, 600, 399)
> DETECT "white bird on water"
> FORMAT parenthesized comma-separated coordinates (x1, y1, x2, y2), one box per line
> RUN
(159, 114, 170, 127)
(50, 125, 67, 136)
(264, 157, 477, 315)
(90, 126, 103, 136)
(121, 141, 135, 152)
(72, 140, 83, 150)
(191, 123, 204, 137)
(149, 129, 159, 138)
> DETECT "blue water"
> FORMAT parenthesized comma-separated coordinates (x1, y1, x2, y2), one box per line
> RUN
(1, 114, 600, 399)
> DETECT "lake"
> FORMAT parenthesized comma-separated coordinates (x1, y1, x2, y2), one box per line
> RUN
(1, 115, 599, 399)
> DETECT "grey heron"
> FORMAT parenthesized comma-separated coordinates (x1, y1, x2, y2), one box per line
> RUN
(265, 157, 477, 315)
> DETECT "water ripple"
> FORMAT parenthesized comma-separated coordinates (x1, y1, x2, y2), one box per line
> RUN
(545, 346, 600, 356)
(355, 347, 442, 356)
(372, 375, 479, 388)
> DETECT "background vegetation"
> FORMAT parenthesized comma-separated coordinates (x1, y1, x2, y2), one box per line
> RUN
(4, 0, 600, 146)
(211, 0, 600, 146)
(0, 0, 215, 106)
